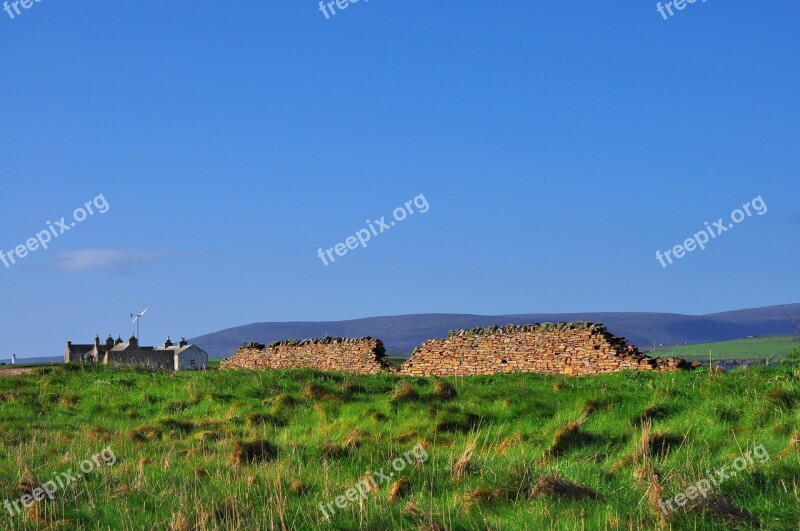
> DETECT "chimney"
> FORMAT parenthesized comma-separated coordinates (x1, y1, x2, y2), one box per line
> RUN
(164, 337, 173, 348)
(179, 337, 188, 348)
(106, 335, 115, 349)
(129, 335, 138, 348)
(115, 335, 123, 345)
(94, 334, 101, 348)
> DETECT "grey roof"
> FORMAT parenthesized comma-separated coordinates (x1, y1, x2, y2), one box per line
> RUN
(71, 340, 205, 358)
(156, 344, 197, 355)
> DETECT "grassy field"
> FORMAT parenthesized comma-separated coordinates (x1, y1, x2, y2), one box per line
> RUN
(655, 336, 800, 362)
(0, 365, 798, 530)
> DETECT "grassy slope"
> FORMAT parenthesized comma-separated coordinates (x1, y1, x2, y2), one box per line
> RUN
(656, 336, 799, 361)
(0, 365, 798, 530)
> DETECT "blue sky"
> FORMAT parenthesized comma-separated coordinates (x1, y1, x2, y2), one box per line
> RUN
(0, 1, 798, 358)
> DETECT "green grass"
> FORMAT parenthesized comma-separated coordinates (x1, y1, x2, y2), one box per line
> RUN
(656, 335, 800, 362)
(0, 364, 798, 530)
(386, 357, 406, 368)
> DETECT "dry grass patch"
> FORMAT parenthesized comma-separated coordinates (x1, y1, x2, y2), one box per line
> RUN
(634, 403, 671, 426)
(391, 382, 419, 403)
(429, 380, 457, 400)
(179, 448, 204, 459)
(684, 491, 759, 528)
(290, 480, 310, 495)
(158, 418, 196, 434)
(402, 502, 446, 531)
(266, 393, 298, 409)
(545, 419, 594, 457)
(787, 431, 800, 454)
(528, 474, 602, 501)
(207, 498, 252, 527)
(495, 433, 523, 455)
(85, 426, 113, 441)
(167, 512, 193, 531)
(434, 413, 480, 434)
(387, 478, 412, 503)
(192, 430, 222, 443)
(370, 411, 388, 423)
(452, 438, 477, 481)
(341, 381, 365, 397)
(303, 382, 325, 400)
(0, 392, 18, 402)
(395, 429, 418, 444)
(343, 428, 368, 449)
(765, 386, 799, 408)
(129, 425, 163, 442)
(59, 395, 79, 408)
(245, 412, 286, 427)
(630, 420, 668, 527)
(647, 432, 683, 458)
(463, 486, 515, 508)
(583, 396, 621, 416)
(231, 440, 278, 465)
(321, 444, 351, 459)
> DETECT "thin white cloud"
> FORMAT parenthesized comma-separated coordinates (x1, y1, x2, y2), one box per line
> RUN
(55, 250, 196, 274)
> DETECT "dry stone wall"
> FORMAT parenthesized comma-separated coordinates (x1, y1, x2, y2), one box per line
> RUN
(399, 323, 693, 377)
(220, 337, 395, 375)
(219, 323, 693, 377)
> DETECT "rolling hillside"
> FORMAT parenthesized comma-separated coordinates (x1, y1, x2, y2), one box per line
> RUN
(656, 336, 799, 361)
(190, 304, 800, 359)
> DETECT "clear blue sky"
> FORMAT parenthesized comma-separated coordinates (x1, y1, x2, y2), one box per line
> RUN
(1, 1, 798, 358)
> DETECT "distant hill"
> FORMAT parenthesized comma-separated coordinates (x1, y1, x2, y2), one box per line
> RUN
(190, 304, 800, 359)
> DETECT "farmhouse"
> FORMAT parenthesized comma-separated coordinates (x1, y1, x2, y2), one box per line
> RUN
(65, 335, 208, 371)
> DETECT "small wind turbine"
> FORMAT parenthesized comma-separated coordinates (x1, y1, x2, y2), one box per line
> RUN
(131, 308, 148, 339)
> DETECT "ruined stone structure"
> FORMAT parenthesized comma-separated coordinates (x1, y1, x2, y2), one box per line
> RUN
(219, 323, 693, 377)
(220, 337, 395, 374)
(400, 323, 692, 377)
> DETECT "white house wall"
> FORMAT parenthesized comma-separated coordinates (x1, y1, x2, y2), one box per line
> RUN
(175, 346, 208, 371)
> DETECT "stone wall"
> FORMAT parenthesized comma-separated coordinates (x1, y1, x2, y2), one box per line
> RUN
(220, 337, 395, 375)
(105, 349, 175, 371)
(399, 323, 693, 377)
